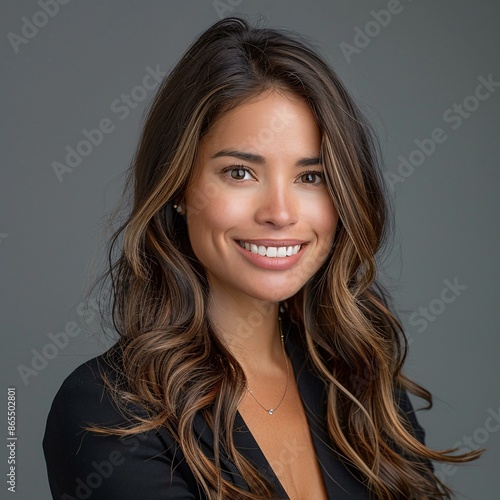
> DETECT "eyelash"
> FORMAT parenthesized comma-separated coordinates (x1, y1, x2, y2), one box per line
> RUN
(220, 165, 325, 185)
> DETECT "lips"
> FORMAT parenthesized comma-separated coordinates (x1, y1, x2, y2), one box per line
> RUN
(234, 239, 307, 270)
(238, 240, 302, 258)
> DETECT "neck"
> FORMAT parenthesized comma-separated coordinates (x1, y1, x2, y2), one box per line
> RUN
(207, 290, 284, 373)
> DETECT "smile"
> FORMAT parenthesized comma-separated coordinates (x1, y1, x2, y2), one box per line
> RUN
(238, 240, 302, 258)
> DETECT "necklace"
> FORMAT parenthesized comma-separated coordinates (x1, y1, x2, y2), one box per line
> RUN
(245, 316, 289, 415)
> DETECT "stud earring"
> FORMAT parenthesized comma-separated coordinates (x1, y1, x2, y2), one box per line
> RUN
(173, 204, 182, 213)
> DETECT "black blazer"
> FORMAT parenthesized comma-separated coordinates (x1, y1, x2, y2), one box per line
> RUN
(43, 322, 428, 499)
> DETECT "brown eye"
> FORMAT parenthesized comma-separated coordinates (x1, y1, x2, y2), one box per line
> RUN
(299, 172, 323, 184)
(220, 165, 253, 182)
(231, 168, 247, 180)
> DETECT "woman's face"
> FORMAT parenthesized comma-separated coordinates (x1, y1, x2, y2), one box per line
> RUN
(184, 91, 339, 305)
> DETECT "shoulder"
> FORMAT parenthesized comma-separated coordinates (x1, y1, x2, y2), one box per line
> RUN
(44, 345, 131, 430)
(43, 345, 200, 499)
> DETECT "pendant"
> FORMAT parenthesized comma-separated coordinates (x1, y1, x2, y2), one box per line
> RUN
(268, 409, 274, 415)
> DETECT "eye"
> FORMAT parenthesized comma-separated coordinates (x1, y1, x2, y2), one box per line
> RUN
(297, 170, 324, 184)
(221, 165, 254, 181)
(230, 168, 248, 180)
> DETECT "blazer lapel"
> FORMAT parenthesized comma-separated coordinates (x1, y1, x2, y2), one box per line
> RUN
(233, 411, 289, 498)
(192, 392, 289, 497)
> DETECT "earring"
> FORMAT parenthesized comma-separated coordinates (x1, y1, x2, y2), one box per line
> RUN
(173, 204, 182, 213)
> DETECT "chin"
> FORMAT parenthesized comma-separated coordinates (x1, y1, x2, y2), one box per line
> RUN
(245, 283, 304, 304)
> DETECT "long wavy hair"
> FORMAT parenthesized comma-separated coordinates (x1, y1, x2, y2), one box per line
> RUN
(89, 17, 481, 499)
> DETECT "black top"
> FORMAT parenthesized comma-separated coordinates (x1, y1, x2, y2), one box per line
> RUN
(43, 321, 429, 499)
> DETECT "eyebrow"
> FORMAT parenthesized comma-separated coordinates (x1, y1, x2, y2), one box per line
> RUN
(210, 149, 322, 167)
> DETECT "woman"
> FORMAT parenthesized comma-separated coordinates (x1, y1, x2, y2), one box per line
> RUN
(43, 17, 480, 499)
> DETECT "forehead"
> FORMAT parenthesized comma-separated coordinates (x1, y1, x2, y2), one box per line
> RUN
(197, 90, 321, 159)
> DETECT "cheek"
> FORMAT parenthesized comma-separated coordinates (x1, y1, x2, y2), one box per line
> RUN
(186, 183, 249, 232)
(304, 193, 339, 240)
(184, 192, 238, 256)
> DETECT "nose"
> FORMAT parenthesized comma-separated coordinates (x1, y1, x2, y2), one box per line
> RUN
(254, 179, 298, 228)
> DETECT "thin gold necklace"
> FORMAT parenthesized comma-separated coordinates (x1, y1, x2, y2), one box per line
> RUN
(245, 316, 289, 415)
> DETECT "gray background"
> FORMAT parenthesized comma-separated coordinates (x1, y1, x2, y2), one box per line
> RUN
(1, 1, 499, 498)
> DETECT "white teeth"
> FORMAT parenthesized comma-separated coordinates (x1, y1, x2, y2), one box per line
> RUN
(267, 247, 277, 257)
(239, 241, 302, 258)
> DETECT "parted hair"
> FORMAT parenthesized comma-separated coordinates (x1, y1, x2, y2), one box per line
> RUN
(89, 17, 481, 499)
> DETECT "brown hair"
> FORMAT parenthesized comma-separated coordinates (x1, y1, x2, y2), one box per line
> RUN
(89, 17, 481, 499)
